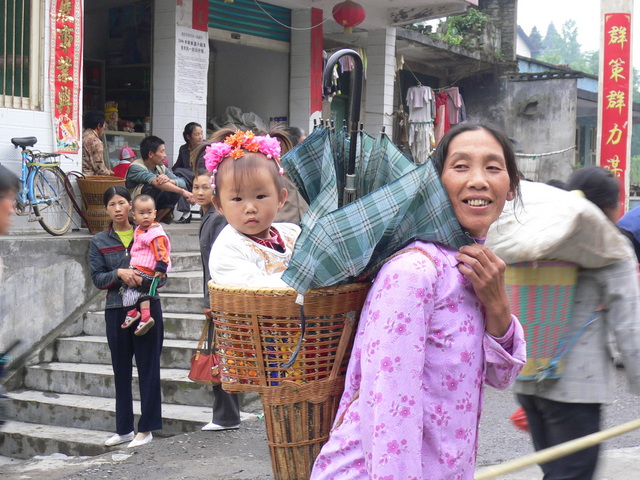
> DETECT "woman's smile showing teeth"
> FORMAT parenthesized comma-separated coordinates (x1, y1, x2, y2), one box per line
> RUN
(466, 199, 490, 206)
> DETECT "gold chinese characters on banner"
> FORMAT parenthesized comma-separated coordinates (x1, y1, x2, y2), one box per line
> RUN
(50, 0, 82, 153)
(600, 13, 632, 205)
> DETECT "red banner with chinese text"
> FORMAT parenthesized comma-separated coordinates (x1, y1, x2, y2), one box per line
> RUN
(50, 0, 82, 153)
(600, 13, 632, 207)
(310, 8, 324, 114)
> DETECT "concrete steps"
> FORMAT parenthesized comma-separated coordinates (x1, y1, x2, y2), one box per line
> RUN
(0, 421, 113, 460)
(2, 222, 261, 460)
(7, 390, 255, 438)
(24, 362, 212, 408)
(56, 336, 198, 368)
(82, 311, 205, 340)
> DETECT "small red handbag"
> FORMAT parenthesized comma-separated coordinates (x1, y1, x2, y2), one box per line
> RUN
(188, 319, 221, 386)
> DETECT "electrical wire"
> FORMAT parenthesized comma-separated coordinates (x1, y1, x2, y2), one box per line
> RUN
(251, 0, 333, 31)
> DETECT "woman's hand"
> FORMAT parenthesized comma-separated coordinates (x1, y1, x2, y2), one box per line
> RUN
(118, 268, 142, 287)
(455, 244, 511, 337)
(203, 307, 213, 320)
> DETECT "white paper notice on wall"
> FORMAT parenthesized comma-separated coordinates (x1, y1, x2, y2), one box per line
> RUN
(175, 26, 209, 104)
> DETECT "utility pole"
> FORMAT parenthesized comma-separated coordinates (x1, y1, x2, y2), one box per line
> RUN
(597, 0, 634, 212)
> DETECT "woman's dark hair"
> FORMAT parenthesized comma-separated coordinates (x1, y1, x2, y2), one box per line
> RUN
(264, 125, 294, 156)
(182, 122, 202, 142)
(281, 126, 305, 146)
(431, 122, 521, 201)
(140, 135, 165, 161)
(83, 110, 105, 130)
(103, 185, 132, 207)
(566, 165, 619, 209)
(0, 165, 20, 195)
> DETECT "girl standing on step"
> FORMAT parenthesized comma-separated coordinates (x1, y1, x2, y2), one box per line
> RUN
(88, 186, 163, 449)
(192, 170, 241, 431)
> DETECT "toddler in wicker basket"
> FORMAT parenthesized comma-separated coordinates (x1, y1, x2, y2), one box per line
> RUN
(204, 130, 300, 288)
(120, 194, 171, 335)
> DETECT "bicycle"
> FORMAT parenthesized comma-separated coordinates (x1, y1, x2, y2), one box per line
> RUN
(10, 137, 74, 235)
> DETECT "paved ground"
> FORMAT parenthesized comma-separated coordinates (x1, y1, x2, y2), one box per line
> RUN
(1, 410, 639, 480)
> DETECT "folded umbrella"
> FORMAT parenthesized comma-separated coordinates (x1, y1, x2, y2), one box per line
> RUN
(281, 126, 470, 295)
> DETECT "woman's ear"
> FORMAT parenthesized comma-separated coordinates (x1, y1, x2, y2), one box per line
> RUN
(506, 188, 516, 201)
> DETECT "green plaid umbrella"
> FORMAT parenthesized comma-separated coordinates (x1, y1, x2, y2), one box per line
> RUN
(280, 126, 471, 295)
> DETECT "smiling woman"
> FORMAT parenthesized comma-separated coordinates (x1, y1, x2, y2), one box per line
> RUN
(310, 123, 526, 480)
(434, 123, 519, 237)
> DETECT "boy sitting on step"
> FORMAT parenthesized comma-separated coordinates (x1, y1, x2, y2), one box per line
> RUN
(120, 194, 171, 336)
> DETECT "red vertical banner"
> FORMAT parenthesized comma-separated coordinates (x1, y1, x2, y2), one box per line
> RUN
(310, 8, 324, 114)
(192, 0, 209, 32)
(50, 0, 82, 153)
(600, 13, 632, 206)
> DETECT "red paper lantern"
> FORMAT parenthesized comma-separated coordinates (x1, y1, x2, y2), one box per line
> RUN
(332, 0, 366, 34)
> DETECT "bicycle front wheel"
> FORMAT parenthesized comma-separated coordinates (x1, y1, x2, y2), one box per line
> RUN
(32, 167, 73, 235)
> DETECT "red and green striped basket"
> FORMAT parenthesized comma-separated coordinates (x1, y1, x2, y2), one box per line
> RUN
(505, 261, 579, 380)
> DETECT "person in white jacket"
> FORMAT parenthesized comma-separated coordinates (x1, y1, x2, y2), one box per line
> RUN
(204, 130, 300, 288)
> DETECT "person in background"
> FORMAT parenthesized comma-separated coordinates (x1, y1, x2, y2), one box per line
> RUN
(120, 195, 172, 337)
(126, 135, 194, 223)
(173, 122, 204, 224)
(515, 165, 640, 480)
(192, 170, 241, 431)
(617, 206, 640, 262)
(88, 186, 164, 449)
(0, 165, 19, 428)
(280, 125, 306, 145)
(0, 165, 19, 236)
(311, 123, 526, 480)
(269, 125, 308, 224)
(82, 110, 114, 176)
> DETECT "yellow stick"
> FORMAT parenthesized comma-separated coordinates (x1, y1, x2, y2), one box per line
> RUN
(474, 418, 640, 480)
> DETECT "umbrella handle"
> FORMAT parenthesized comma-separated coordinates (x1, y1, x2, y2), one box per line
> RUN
(322, 49, 364, 176)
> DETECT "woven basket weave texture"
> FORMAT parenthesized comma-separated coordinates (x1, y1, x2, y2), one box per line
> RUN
(76, 176, 126, 233)
(208, 282, 371, 480)
(505, 261, 578, 380)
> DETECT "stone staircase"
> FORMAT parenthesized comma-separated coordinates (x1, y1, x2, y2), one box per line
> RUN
(0, 222, 258, 459)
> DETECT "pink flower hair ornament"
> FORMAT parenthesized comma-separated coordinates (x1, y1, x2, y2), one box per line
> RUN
(203, 131, 284, 192)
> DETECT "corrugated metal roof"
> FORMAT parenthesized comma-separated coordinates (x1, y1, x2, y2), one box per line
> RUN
(209, 0, 291, 43)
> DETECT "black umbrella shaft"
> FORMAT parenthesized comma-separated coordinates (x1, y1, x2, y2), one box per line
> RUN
(322, 49, 364, 177)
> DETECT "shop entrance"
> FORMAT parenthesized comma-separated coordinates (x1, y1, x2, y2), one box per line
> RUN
(83, 0, 152, 167)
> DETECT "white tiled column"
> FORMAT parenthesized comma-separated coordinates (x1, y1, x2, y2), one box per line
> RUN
(364, 27, 396, 135)
(152, 0, 207, 163)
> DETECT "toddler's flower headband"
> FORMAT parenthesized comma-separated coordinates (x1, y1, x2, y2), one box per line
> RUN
(203, 131, 284, 191)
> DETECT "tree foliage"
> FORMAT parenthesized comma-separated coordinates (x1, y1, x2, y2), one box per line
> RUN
(527, 20, 636, 98)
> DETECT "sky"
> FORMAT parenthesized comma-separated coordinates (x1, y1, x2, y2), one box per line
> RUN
(517, 0, 639, 71)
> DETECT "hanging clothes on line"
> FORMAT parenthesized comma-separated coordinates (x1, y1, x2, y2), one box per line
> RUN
(406, 85, 436, 165)
(434, 92, 450, 144)
(444, 87, 466, 126)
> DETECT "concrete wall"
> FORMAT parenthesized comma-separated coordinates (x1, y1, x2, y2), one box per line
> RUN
(479, 0, 517, 68)
(0, 235, 95, 361)
(506, 78, 578, 183)
(458, 74, 577, 183)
